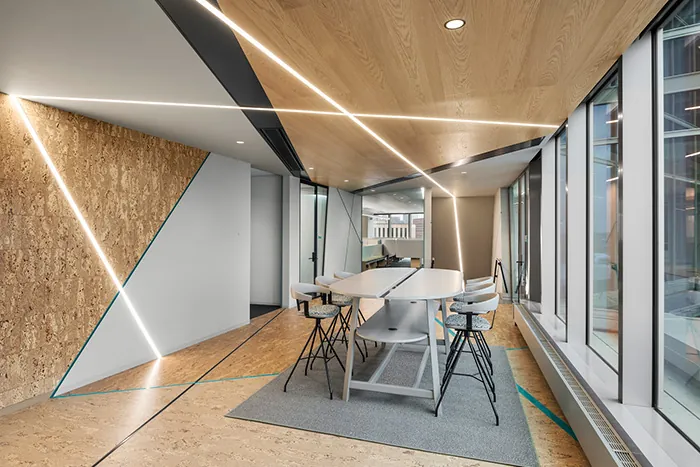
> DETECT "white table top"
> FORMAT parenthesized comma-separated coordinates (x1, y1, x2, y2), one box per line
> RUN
(330, 268, 415, 298)
(385, 268, 463, 300)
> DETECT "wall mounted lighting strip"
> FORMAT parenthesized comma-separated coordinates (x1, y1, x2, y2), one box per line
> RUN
(190, 0, 467, 275)
(15, 95, 559, 129)
(10, 96, 162, 359)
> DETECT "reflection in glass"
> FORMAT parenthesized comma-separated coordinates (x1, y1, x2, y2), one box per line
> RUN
(659, 1, 700, 446)
(589, 74, 620, 370)
(317, 186, 328, 275)
(300, 184, 317, 283)
(361, 188, 425, 266)
(557, 130, 568, 323)
(510, 174, 528, 301)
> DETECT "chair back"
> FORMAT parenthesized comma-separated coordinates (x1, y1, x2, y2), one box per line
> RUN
(315, 275, 338, 287)
(453, 293, 499, 314)
(465, 276, 493, 286)
(334, 271, 355, 279)
(291, 283, 329, 302)
(464, 282, 496, 294)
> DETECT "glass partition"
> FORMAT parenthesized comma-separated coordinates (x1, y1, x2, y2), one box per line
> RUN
(510, 172, 528, 301)
(557, 129, 568, 324)
(657, 0, 700, 447)
(588, 73, 621, 371)
(361, 188, 425, 268)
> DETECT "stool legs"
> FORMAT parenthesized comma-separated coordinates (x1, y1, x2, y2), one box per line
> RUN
(285, 317, 345, 399)
(467, 331, 499, 425)
(436, 329, 499, 425)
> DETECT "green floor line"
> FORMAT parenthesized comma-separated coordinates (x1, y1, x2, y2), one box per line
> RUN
(53, 372, 280, 398)
(507, 346, 529, 351)
(53, 387, 147, 398)
(517, 384, 577, 440)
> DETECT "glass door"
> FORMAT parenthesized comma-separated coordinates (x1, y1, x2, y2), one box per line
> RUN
(300, 182, 328, 283)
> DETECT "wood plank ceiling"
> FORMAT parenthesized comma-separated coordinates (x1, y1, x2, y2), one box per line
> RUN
(218, 0, 667, 190)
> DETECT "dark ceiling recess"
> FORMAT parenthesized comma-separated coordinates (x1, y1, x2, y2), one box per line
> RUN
(155, 0, 308, 178)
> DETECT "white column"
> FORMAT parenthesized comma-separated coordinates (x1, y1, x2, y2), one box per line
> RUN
(568, 105, 587, 347)
(424, 187, 433, 267)
(281, 175, 300, 308)
(541, 138, 556, 318)
(620, 33, 653, 406)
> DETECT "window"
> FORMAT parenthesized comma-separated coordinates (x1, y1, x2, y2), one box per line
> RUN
(411, 213, 425, 240)
(510, 172, 528, 301)
(390, 214, 410, 238)
(557, 128, 568, 324)
(588, 73, 621, 371)
(657, 0, 700, 447)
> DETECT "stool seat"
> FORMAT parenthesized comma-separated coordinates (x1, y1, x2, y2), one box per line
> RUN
(331, 293, 352, 306)
(453, 292, 476, 302)
(445, 313, 490, 331)
(450, 301, 493, 313)
(308, 304, 340, 319)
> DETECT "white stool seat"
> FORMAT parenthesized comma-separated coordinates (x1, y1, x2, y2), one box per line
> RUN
(445, 313, 490, 331)
(315, 275, 339, 287)
(308, 304, 340, 319)
(454, 283, 496, 301)
(334, 271, 355, 279)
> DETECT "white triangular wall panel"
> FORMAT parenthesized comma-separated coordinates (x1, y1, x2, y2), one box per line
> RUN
(56, 154, 251, 395)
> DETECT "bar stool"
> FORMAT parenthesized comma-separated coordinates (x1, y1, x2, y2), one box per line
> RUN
(436, 292, 500, 424)
(285, 284, 345, 399)
(466, 276, 493, 286)
(453, 282, 496, 302)
(334, 271, 355, 279)
(315, 275, 368, 360)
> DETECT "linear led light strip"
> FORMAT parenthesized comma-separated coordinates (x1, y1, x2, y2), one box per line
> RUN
(191, 0, 467, 276)
(14, 95, 559, 129)
(10, 96, 162, 359)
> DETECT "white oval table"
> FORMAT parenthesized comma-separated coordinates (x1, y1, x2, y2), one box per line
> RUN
(330, 267, 463, 415)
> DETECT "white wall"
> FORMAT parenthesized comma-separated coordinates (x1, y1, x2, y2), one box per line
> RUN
(621, 33, 653, 406)
(325, 188, 362, 276)
(491, 188, 502, 291)
(568, 105, 588, 346)
(282, 176, 300, 307)
(541, 139, 556, 318)
(251, 174, 282, 305)
(56, 154, 251, 394)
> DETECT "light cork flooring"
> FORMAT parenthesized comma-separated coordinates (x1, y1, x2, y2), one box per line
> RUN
(0, 302, 590, 466)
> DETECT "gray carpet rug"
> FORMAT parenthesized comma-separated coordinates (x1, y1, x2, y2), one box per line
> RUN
(227, 343, 539, 467)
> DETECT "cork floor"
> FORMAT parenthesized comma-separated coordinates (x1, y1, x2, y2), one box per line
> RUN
(0, 302, 590, 466)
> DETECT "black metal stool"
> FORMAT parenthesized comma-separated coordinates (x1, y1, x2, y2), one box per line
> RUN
(435, 292, 500, 425)
(285, 283, 345, 399)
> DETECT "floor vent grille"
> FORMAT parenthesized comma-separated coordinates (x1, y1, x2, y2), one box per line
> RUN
(517, 307, 641, 467)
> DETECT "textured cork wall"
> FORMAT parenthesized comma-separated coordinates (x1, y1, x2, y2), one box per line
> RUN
(0, 94, 207, 408)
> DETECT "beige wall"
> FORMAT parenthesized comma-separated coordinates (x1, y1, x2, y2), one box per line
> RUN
(0, 94, 207, 408)
(432, 196, 495, 279)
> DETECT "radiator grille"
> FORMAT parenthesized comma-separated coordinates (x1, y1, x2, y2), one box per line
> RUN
(518, 307, 641, 467)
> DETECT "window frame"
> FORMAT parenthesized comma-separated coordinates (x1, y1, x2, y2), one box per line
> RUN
(586, 63, 624, 381)
(555, 124, 569, 332)
(652, 4, 700, 450)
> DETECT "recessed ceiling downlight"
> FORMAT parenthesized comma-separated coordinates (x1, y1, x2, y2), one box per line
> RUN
(444, 19, 465, 30)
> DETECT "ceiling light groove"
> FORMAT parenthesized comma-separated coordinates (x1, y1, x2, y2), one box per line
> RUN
(15, 95, 558, 129)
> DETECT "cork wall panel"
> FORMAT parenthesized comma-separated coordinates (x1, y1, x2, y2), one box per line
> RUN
(0, 94, 207, 408)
